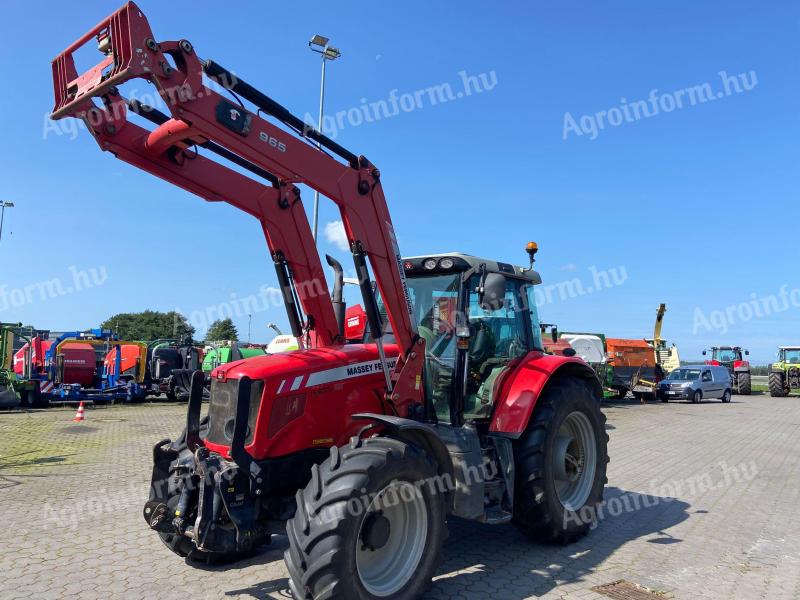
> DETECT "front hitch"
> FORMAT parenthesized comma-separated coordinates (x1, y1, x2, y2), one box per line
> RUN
(143, 374, 269, 555)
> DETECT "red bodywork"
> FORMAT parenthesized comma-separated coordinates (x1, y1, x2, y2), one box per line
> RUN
(705, 359, 751, 372)
(490, 353, 596, 435)
(104, 344, 141, 376)
(14, 339, 53, 376)
(207, 344, 398, 459)
(344, 305, 367, 342)
(59, 342, 97, 386)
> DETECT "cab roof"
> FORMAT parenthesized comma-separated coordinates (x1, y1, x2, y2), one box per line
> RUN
(402, 252, 542, 284)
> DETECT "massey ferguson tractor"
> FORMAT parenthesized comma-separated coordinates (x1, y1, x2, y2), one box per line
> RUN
(768, 346, 800, 397)
(50, 5, 608, 598)
(703, 346, 752, 395)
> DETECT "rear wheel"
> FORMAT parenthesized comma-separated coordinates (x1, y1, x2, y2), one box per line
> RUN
(737, 372, 752, 395)
(285, 437, 446, 600)
(769, 372, 787, 397)
(512, 378, 608, 544)
(692, 390, 702, 404)
(722, 389, 731, 403)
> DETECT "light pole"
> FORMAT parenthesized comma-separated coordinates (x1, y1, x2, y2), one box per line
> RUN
(0, 201, 14, 242)
(247, 314, 252, 344)
(308, 35, 341, 243)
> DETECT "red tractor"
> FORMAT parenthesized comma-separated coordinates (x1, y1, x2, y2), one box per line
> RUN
(50, 5, 608, 598)
(703, 346, 751, 395)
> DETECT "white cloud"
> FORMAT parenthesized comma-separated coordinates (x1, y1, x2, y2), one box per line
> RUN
(324, 220, 350, 252)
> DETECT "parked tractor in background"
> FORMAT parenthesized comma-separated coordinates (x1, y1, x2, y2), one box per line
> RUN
(768, 347, 800, 397)
(50, 6, 609, 597)
(704, 346, 751, 395)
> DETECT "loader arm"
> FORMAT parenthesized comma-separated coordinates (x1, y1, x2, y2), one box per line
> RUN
(49, 2, 424, 413)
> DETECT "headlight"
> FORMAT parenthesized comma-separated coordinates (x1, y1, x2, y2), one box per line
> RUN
(423, 258, 437, 270)
(438, 257, 454, 269)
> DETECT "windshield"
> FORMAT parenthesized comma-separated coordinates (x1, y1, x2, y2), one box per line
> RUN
(667, 368, 701, 381)
(714, 349, 738, 362)
(783, 349, 800, 364)
(406, 273, 461, 359)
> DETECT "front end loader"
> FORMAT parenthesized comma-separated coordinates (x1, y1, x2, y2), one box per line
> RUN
(50, 6, 608, 598)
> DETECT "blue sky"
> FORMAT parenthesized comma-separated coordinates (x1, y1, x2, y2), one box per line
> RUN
(0, 0, 797, 363)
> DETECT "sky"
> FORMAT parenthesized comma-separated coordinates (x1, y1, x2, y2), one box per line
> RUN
(0, 0, 798, 363)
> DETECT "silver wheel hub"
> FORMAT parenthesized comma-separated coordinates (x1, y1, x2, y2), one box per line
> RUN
(356, 481, 428, 597)
(553, 411, 597, 511)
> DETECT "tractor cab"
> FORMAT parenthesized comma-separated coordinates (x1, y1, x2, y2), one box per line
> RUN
(400, 252, 544, 424)
(706, 346, 747, 365)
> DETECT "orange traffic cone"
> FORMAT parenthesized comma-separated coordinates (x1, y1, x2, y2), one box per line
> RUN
(72, 401, 86, 422)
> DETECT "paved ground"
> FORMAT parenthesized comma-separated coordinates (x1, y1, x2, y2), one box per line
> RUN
(1, 394, 799, 600)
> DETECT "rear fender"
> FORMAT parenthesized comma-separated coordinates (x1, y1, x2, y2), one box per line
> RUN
(490, 353, 601, 437)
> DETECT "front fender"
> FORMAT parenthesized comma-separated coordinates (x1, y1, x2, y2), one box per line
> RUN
(489, 352, 601, 437)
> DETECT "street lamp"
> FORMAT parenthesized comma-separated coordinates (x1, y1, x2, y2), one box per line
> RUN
(247, 314, 252, 344)
(0, 201, 14, 242)
(308, 34, 341, 243)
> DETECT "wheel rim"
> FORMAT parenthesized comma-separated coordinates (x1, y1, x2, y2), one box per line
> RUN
(553, 411, 597, 511)
(356, 481, 428, 597)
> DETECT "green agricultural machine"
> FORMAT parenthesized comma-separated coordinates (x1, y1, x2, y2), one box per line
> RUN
(0, 322, 21, 407)
(201, 343, 266, 372)
(769, 347, 800, 397)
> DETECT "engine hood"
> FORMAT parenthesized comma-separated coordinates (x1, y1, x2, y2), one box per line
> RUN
(211, 343, 401, 392)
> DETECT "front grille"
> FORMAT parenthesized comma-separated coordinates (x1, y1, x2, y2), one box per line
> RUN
(205, 378, 264, 446)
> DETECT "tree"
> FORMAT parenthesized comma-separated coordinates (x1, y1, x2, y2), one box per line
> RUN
(100, 310, 195, 342)
(205, 318, 238, 342)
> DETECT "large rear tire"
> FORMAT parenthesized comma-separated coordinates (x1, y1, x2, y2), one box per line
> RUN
(737, 372, 752, 395)
(512, 378, 608, 544)
(769, 372, 787, 397)
(285, 437, 446, 600)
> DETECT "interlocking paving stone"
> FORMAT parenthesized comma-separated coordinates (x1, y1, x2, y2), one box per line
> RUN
(1, 395, 799, 599)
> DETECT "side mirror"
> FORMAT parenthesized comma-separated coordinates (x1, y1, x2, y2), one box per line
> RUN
(745, 350, 749, 356)
(702, 350, 707, 356)
(479, 273, 507, 310)
(551, 326, 559, 343)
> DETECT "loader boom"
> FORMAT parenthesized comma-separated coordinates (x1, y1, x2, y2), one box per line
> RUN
(50, 2, 424, 413)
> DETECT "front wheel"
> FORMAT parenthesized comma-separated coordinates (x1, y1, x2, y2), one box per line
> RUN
(285, 437, 446, 600)
(692, 390, 702, 404)
(512, 378, 609, 544)
(737, 372, 752, 395)
(769, 372, 787, 397)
